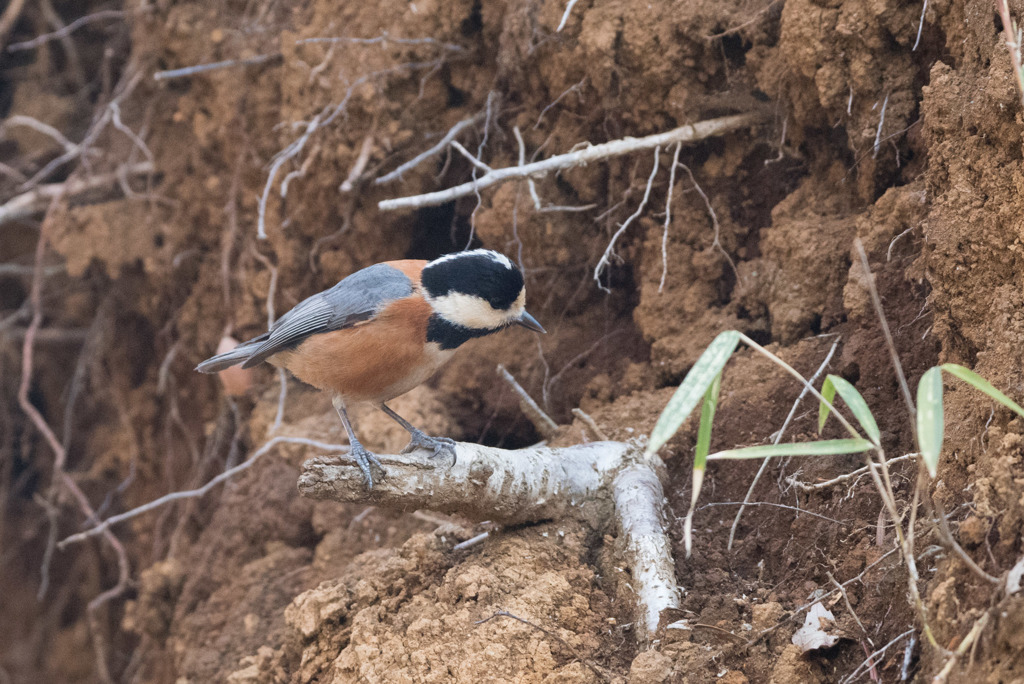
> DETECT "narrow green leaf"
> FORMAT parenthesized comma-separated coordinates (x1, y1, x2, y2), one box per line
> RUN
(940, 364, 1024, 420)
(916, 367, 944, 478)
(693, 372, 722, 478)
(706, 438, 874, 460)
(646, 330, 741, 456)
(685, 373, 722, 558)
(826, 375, 880, 446)
(818, 376, 837, 434)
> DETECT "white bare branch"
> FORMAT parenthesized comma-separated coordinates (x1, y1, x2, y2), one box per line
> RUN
(374, 110, 486, 185)
(557, 0, 581, 32)
(153, 54, 280, 81)
(299, 437, 677, 643)
(0, 162, 155, 227)
(378, 112, 767, 211)
(613, 463, 679, 642)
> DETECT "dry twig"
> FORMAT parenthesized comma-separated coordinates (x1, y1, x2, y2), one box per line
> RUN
(153, 53, 281, 81)
(0, 0, 27, 52)
(0, 161, 155, 227)
(594, 146, 660, 290)
(375, 111, 486, 184)
(7, 8, 125, 52)
(497, 364, 559, 439)
(58, 436, 352, 547)
(378, 112, 767, 211)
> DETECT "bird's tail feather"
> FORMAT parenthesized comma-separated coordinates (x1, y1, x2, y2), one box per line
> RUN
(195, 337, 265, 373)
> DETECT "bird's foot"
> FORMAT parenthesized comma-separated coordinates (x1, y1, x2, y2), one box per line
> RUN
(402, 430, 457, 465)
(348, 443, 385, 490)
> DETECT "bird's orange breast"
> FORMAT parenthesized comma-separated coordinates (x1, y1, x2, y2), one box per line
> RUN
(269, 293, 444, 403)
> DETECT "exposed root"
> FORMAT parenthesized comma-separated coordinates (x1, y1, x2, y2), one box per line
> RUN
(299, 438, 678, 644)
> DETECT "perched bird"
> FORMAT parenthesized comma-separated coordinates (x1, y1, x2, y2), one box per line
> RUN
(196, 249, 545, 488)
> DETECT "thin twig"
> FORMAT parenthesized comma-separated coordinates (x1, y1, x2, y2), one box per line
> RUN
(475, 611, 609, 682)
(594, 146, 660, 290)
(7, 9, 125, 52)
(572, 408, 608, 441)
(497, 364, 558, 439)
(827, 570, 869, 638)
(298, 32, 464, 52)
(513, 126, 541, 209)
(873, 93, 889, 159)
(2, 115, 79, 153)
(339, 133, 375, 192)
(379, 112, 767, 211)
(706, 0, 783, 39)
(58, 437, 352, 547)
(751, 547, 900, 643)
(700, 501, 845, 525)
(556, 0, 581, 32)
(534, 78, 586, 130)
(0, 263, 64, 277)
(453, 531, 489, 551)
(913, 0, 928, 51)
(153, 53, 281, 81)
(450, 140, 492, 173)
(787, 453, 917, 492)
(17, 184, 130, 684)
(0, 0, 27, 52)
(674, 160, 739, 281)
(659, 142, 682, 293)
(375, 110, 486, 184)
(260, 59, 447, 237)
(932, 612, 989, 683)
(839, 628, 916, 684)
(0, 161, 155, 227)
(38, 0, 85, 88)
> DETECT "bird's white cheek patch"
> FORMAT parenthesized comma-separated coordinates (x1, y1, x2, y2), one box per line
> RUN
(429, 292, 519, 329)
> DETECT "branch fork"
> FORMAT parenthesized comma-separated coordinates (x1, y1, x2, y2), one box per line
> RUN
(298, 438, 679, 643)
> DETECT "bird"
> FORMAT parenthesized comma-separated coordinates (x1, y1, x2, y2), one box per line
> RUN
(196, 249, 545, 488)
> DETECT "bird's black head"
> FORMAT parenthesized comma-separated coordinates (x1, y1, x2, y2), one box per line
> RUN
(421, 249, 544, 348)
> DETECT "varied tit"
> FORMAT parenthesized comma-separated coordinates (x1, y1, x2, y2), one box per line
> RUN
(196, 249, 545, 488)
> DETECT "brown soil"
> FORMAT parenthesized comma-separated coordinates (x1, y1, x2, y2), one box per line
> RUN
(3, 0, 1024, 682)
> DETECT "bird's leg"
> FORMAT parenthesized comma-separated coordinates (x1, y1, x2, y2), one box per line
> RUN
(332, 395, 384, 489)
(379, 403, 457, 465)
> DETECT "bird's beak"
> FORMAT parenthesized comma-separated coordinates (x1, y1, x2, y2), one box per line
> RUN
(516, 311, 546, 333)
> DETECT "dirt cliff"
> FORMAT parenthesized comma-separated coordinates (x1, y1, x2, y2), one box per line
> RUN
(2, 0, 1024, 681)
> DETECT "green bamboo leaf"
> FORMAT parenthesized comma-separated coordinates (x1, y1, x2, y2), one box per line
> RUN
(706, 438, 874, 460)
(916, 366, 944, 478)
(693, 372, 722, 474)
(818, 376, 837, 434)
(646, 330, 741, 457)
(826, 375, 880, 445)
(684, 373, 722, 558)
(940, 364, 1024, 420)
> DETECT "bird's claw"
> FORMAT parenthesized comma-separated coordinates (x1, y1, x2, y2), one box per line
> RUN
(349, 443, 385, 490)
(402, 430, 457, 466)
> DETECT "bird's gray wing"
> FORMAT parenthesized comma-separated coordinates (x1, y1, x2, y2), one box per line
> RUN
(240, 263, 414, 368)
